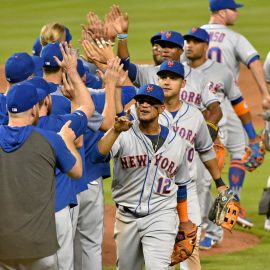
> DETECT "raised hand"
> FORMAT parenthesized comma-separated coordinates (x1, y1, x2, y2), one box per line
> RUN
(104, 57, 124, 88)
(114, 109, 133, 133)
(60, 73, 75, 100)
(58, 120, 76, 143)
(54, 42, 78, 74)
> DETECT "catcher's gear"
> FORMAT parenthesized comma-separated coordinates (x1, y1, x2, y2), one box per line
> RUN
(206, 121, 219, 141)
(241, 135, 266, 172)
(209, 188, 240, 231)
(170, 222, 197, 266)
(213, 143, 226, 172)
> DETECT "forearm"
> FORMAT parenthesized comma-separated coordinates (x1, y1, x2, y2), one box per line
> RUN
(177, 199, 188, 223)
(66, 141, 83, 178)
(115, 87, 124, 114)
(205, 102, 222, 124)
(100, 83, 117, 131)
(98, 127, 120, 155)
(68, 69, 95, 118)
(249, 60, 270, 97)
(117, 39, 129, 60)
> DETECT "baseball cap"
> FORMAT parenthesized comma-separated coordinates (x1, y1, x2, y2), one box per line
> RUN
(209, 0, 244, 11)
(184, 27, 210, 44)
(65, 27, 72, 43)
(155, 31, 184, 49)
(7, 82, 39, 113)
(32, 37, 42, 56)
(5, 53, 35, 83)
(32, 55, 44, 76)
(27, 76, 55, 102)
(41, 42, 63, 68)
(77, 59, 86, 77)
(134, 84, 164, 104)
(157, 60, 185, 79)
(150, 31, 164, 45)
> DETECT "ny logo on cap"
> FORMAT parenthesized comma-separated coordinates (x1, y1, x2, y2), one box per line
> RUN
(167, 60, 174, 67)
(146, 85, 154, 92)
(191, 27, 198, 33)
(166, 32, 172, 39)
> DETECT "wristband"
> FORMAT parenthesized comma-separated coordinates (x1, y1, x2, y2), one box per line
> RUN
(243, 122, 257, 140)
(117, 33, 128, 41)
(214, 177, 225, 188)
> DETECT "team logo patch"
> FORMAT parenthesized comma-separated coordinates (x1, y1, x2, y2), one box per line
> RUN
(166, 32, 172, 39)
(167, 60, 174, 67)
(191, 27, 198, 33)
(146, 85, 154, 92)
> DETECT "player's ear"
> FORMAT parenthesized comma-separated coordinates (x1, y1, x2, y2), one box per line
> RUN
(159, 104, 166, 113)
(181, 79, 186, 88)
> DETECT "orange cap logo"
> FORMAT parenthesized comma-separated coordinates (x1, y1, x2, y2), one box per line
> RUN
(166, 32, 172, 39)
(191, 27, 198, 33)
(167, 60, 174, 67)
(146, 85, 154, 92)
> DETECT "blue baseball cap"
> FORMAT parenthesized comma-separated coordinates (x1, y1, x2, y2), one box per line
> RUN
(27, 76, 55, 102)
(7, 82, 39, 113)
(134, 84, 164, 104)
(209, 0, 244, 11)
(157, 60, 185, 79)
(184, 27, 210, 44)
(5, 53, 35, 83)
(150, 31, 164, 45)
(41, 42, 63, 68)
(32, 37, 42, 56)
(77, 59, 86, 77)
(155, 31, 184, 49)
(65, 27, 72, 43)
(32, 55, 44, 76)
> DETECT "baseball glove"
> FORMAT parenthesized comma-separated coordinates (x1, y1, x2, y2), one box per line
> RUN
(213, 143, 226, 172)
(206, 121, 219, 142)
(170, 221, 197, 266)
(241, 135, 266, 172)
(209, 188, 240, 231)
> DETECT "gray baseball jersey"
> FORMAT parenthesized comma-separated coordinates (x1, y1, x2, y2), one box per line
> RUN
(110, 121, 190, 216)
(134, 63, 219, 110)
(201, 24, 259, 80)
(264, 52, 270, 83)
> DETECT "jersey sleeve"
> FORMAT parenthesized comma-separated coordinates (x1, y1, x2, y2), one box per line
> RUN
(36, 129, 76, 173)
(200, 74, 220, 109)
(134, 64, 159, 87)
(59, 110, 88, 138)
(236, 34, 259, 66)
(264, 52, 270, 83)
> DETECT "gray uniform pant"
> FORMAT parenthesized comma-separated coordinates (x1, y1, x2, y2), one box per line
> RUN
(72, 177, 104, 270)
(0, 254, 57, 270)
(55, 206, 73, 270)
(115, 207, 178, 270)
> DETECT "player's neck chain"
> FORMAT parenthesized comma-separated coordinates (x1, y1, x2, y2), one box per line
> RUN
(153, 132, 161, 152)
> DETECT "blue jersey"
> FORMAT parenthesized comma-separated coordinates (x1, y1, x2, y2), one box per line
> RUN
(38, 111, 87, 212)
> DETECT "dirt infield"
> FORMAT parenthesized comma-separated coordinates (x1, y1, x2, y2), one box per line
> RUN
(102, 205, 260, 266)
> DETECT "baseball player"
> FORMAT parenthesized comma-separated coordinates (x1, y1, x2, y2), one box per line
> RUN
(90, 84, 195, 270)
(183, 27, 264, 247)
(0, 82, 82, 270)
(201, 0, 270, 226)
(263, 52, 270, 230)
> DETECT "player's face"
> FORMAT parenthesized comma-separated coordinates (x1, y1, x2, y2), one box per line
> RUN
(135, 98, 164, 123)
(158, 73, 185, 100)
(152, 44, 163, 66)
(185, 39, 208, 61)
(160, 43, 183, 62)
(225, 8, 239, 25)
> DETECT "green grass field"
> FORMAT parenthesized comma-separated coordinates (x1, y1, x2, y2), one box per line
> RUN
(0, 0, 270, 63)
(1, 1, 270, 269)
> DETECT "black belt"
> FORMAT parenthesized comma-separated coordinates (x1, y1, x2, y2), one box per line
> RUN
(116, 203, 143, 218)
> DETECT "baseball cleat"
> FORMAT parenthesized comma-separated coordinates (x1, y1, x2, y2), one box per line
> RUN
(264, 218, 270, 231)
(199, 236, 215, 250)
(236, 208, 254, 229)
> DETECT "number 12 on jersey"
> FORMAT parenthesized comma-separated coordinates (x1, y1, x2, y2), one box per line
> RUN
(156, 177, 172, 194)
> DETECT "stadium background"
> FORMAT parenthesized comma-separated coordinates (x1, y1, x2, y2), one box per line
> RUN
(0, 1, 270, 269)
